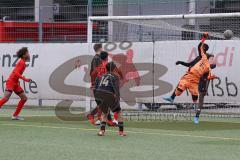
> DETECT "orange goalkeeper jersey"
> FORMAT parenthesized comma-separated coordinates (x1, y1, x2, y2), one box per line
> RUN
(188, 44, 212, 79)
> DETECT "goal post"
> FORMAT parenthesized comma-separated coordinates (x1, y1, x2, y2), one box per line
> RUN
(89, 12, 240, 20)
(86, 13, 240, 121)
(88, 12, 240, 42)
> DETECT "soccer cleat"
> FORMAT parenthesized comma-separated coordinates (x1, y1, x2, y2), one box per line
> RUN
(12, 116, 24, 121)
(95, 120, 101, 126)
(98, 130, 105, 136)
(163, 96, 174, 103)
(118, 131, 127, 137)
(194, 117, 199, 124)
(87, 114, 95, 125)
(113, 119, 119, 126)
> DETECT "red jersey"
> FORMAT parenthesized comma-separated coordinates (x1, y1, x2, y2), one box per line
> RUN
(91, 60, 108, 87)
(8, 59, 26, 83)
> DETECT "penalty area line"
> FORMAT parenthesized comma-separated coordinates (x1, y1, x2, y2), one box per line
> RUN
(0, 123, 240, 141)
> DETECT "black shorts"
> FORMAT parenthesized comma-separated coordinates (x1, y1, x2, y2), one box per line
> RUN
(95, 90, 121, 114)
(93, 89, 101, 105)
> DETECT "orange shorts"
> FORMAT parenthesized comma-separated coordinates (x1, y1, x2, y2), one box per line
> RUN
(6, 80, 24, 95)
(176, 74, 199, 96)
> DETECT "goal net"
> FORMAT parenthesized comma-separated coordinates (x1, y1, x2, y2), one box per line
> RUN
(87, 13, 240, 121)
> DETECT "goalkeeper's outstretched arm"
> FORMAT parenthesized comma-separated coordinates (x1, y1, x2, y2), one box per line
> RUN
(198, 32, 209, 57)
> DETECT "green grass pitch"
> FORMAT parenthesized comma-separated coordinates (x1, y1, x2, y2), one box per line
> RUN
(0, 108, 240, 160)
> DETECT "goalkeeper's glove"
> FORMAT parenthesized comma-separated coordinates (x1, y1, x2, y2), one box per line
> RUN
(203, 32, 209, 38)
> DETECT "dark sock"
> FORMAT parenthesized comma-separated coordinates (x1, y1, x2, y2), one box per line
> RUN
(171, 92, 176, 100)
(118, 122, 124, 132)
(195, 109, 201, 118)
(101, 122, 106, 131)
(107, 113, 112, 121)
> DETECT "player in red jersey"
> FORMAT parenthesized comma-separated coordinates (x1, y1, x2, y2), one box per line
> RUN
(0, 47, 31, 120)
(88, 51, 116, 126)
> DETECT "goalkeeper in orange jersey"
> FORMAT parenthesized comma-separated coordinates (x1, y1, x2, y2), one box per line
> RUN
(163, 32, 217, 112)
(174, 56, 217, 124)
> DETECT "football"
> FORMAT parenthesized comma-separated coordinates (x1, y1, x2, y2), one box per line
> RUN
(223, 30, 234, 39)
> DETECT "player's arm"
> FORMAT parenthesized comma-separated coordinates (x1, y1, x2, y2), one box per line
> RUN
(197, 42, 202, 57)
(90, 58, 101, 75)
(90, 66, 100, 87)
(13, 63, 31, 82)
(176, 61, 191, 67)
(95, 77, 100, 89)
(90, 66, 98, 78)
(176, 56, 200, 67)
(199, 32, 209, 57)
(14, 72, 30, 82)
(114, 67, 124, 80)
(200, 43, 208, 60)
(207, 64, 218, 80)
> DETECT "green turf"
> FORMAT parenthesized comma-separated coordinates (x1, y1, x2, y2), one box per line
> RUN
(0, 108, 240, 160)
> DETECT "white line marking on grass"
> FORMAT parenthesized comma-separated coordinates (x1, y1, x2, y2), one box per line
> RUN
(0, 122, 240, 141)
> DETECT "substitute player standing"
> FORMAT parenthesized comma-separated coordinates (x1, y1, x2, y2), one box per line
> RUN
(0, 47, 31, 120)
(95, 62, 126, 136)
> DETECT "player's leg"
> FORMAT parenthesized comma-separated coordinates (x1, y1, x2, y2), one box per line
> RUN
(12, 87, 27, 120)
(98, 103, 109, 136)
(188, 83, 200, 124)
(98, 112, 108, 136)
(163, 76, 187, 103)
(163, 89, 176, 103)
(0, 81, 15, 108)
(95, 90, 109, 136)
(106, 97, 119, 126)
(196, 91, 205, 118)
(116, 110, 126, 136)
(195, 79, 209, 124)
(189, 82, 199, 104)
(111, 96, 126, 136)
(87, 89, 101, 125)
(0, 91, 12, 108)
(106, 112, 115, 126)
(91, 90, 114, 126)
(113, 112, 119, 125)
(191, 94, 198, 109)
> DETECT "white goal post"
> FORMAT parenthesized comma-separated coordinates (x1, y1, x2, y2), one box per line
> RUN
(87, 12, 240, 43)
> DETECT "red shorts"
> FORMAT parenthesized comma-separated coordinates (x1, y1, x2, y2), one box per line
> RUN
(6, 81, 24, 95)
